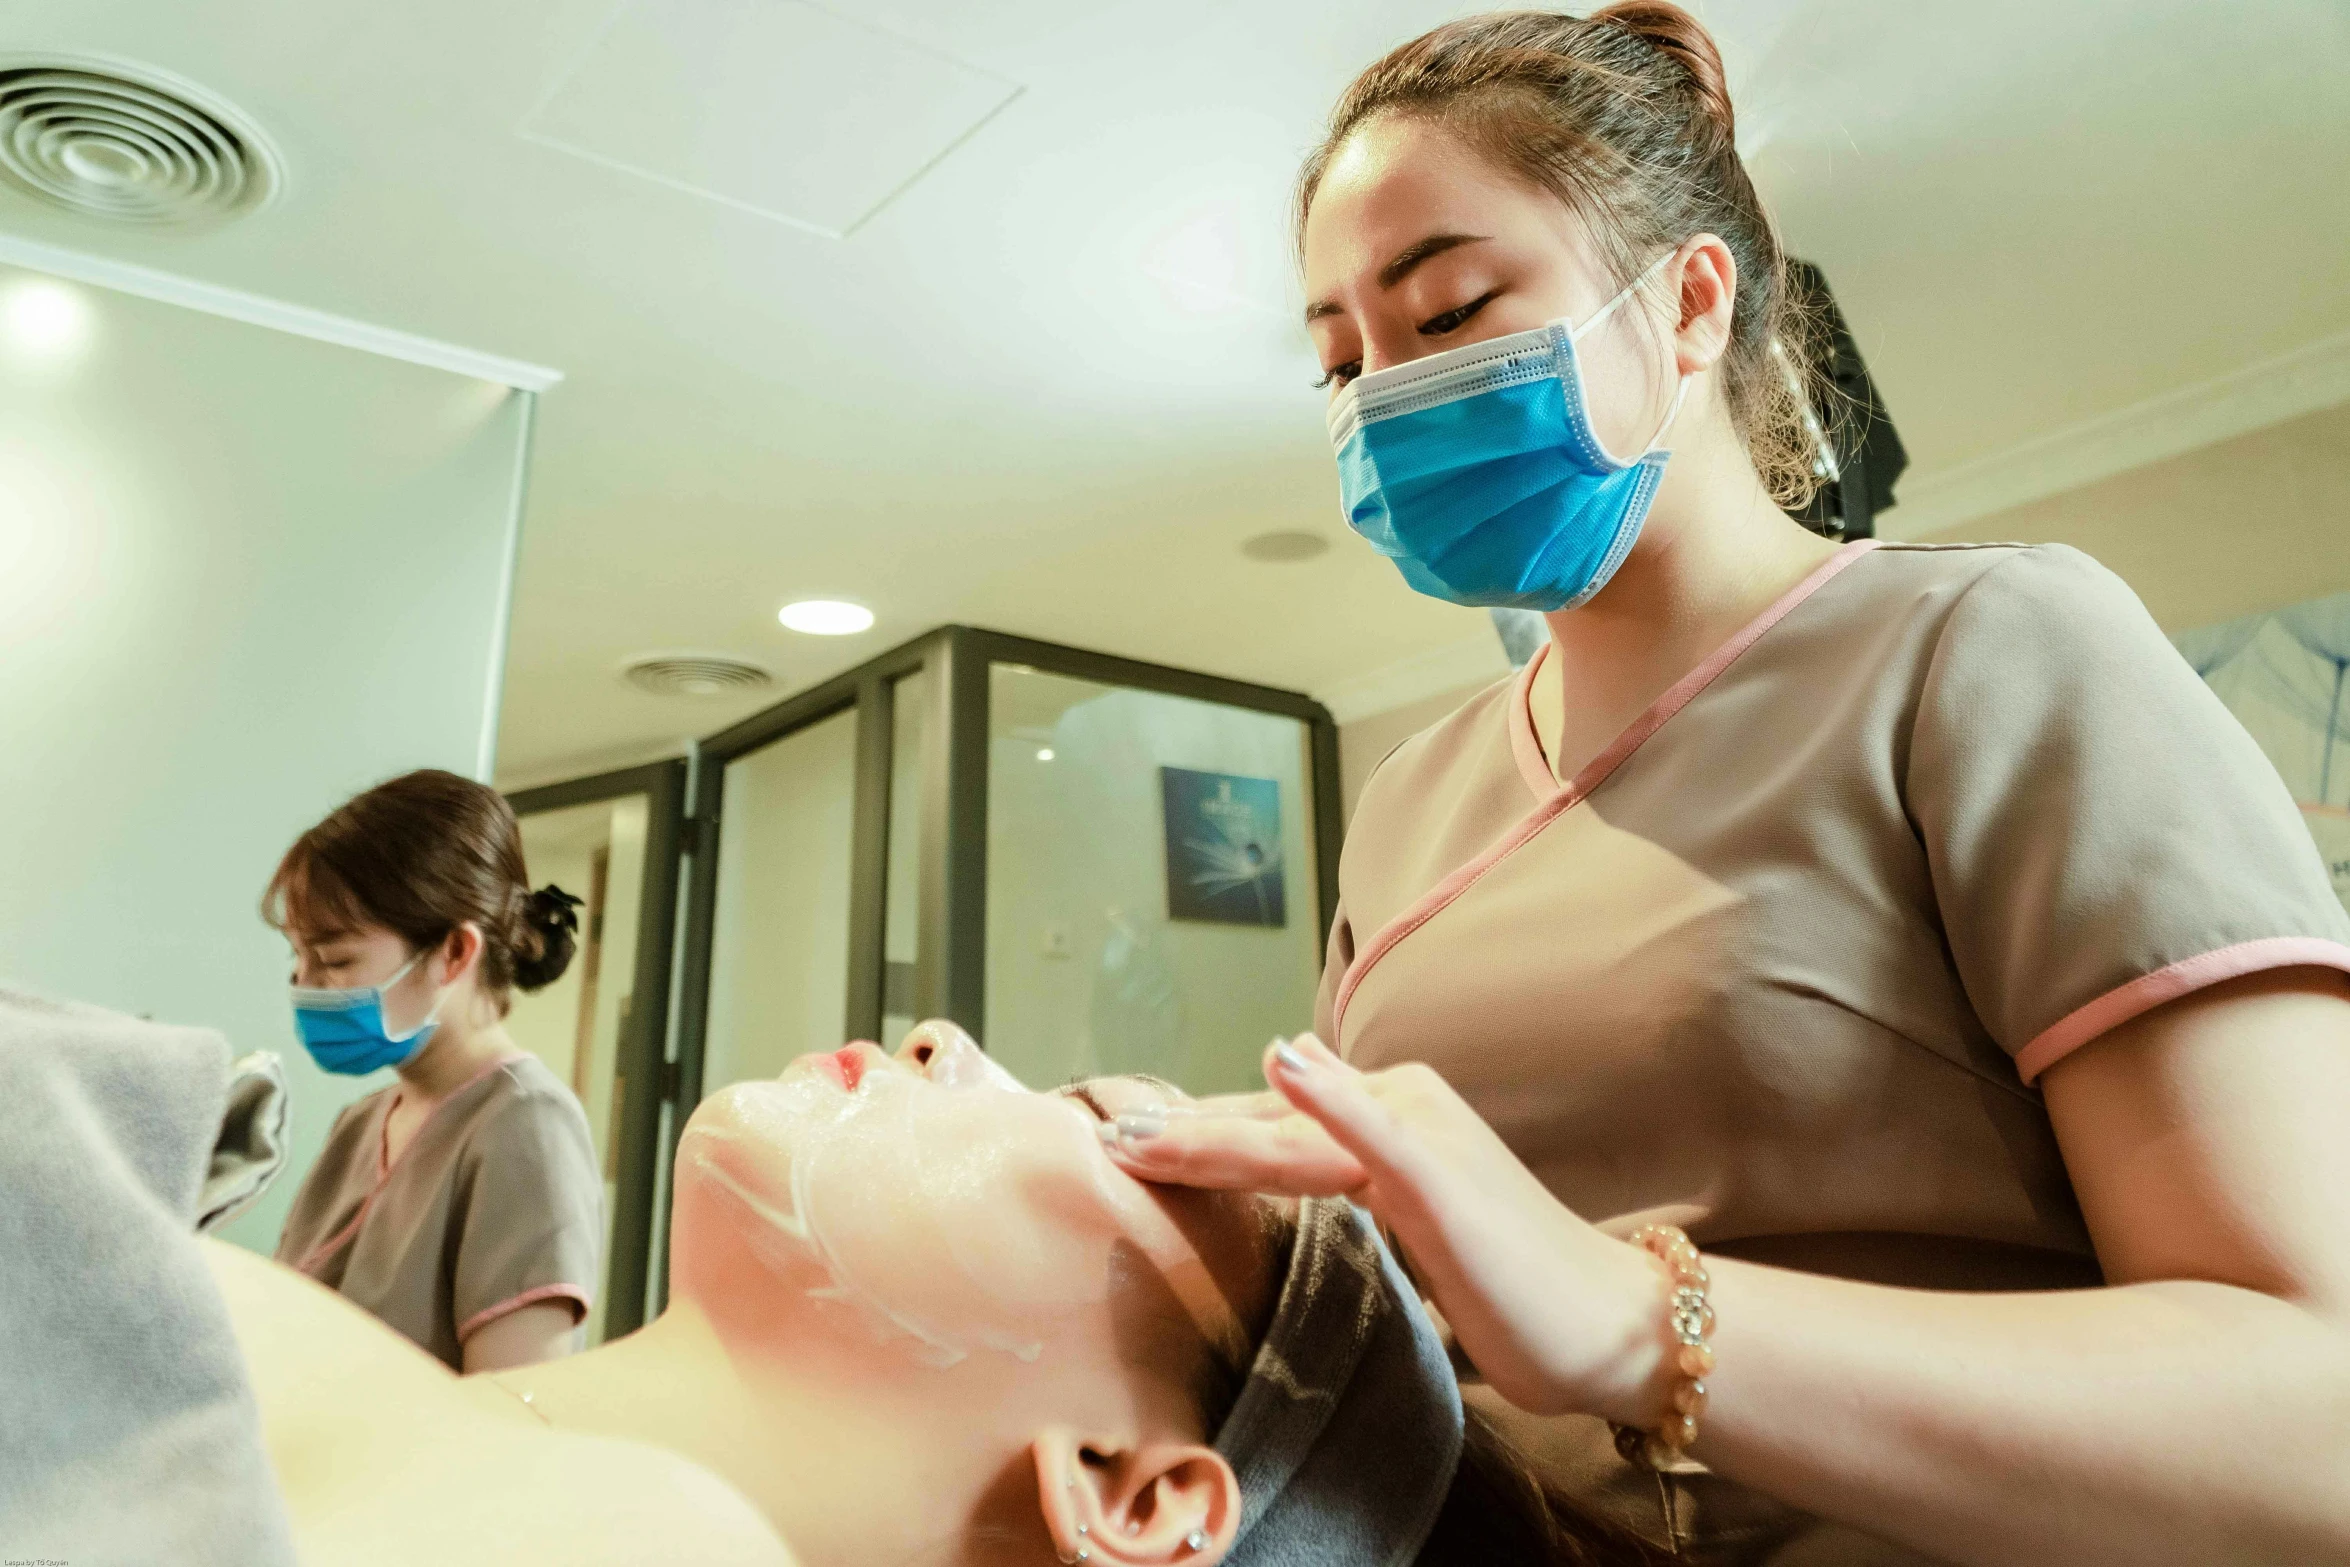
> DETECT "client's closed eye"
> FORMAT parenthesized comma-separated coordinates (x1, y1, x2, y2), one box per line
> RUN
(1059, 1083, 1112, 1122)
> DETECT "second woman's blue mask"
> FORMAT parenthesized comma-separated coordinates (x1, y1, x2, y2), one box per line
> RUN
(291, 952, 443, 1076)
(1327, 251, 1688, 612)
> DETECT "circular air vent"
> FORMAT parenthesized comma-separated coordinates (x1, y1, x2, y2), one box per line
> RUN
(0, 57, 282, 225)
(1241, 529, 1332, 563)
(622, 653, 775, 699)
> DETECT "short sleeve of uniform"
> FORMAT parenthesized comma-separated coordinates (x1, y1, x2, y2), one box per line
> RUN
(1907, 544, 2350, 1083)
(451, 1078, 603, 1344)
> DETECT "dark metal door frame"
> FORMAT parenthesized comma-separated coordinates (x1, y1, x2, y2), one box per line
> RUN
(504, 757, 686, 1341)
(545, 626, 1340, 1322)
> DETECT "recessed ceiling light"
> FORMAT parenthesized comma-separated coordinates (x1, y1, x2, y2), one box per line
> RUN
(778, 599, 875, 636)
(1036, 747, 1055, 762)
(1241, 530, 1331, 563)
(1, 279, 91, 359)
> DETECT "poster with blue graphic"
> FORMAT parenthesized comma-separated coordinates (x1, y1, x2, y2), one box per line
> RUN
(1160, 767, 1287, 927)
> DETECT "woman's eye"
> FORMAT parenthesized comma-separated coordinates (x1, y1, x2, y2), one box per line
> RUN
(1312, 361, 1361, 390)
(1419, 291, 1497, 337)
(1057, 1083, 1111, 1122)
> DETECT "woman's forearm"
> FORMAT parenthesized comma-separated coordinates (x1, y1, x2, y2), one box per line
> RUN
(1695, 1261, 2350, 1565)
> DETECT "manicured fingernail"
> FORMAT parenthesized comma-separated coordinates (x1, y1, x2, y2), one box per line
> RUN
(1114, 1112, 1166, 1140)
(1273, 1042, 1310, 1074)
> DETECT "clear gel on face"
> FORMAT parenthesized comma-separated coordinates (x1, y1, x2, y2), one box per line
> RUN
(678, 1052, 1134, 1368)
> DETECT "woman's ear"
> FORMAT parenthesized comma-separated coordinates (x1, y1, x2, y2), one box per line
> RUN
(1031, 1427, 1240, 1564)
(436, 922, 484, 988)
(1669, 232, 1737, 376)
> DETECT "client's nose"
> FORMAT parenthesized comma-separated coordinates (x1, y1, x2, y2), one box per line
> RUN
(894, 1019, 1020, 1091)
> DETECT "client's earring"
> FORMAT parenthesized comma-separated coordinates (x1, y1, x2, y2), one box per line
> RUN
(1185, 1529, 1209, 1552)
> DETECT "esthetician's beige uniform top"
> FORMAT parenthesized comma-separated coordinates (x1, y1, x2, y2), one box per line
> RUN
(276, 1053, 603, 1370)
(1321, 540, 2350, 1563)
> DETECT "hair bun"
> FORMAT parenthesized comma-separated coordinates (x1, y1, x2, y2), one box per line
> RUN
(511, 884, 582, 992)
(1594, 2, 1736, 145)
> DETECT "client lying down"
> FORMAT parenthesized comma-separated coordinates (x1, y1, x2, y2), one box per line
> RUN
(1, 997, 1657, 1566)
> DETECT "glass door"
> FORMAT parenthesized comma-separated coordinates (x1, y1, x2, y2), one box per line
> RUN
(504, 760, 685, 1342)
(984, 663, 1324, 1095)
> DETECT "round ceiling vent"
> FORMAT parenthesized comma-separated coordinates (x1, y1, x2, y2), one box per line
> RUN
(0, 57, 282, 225)
(1241, 529, 1332, 563)
(622, 653, 775, 699)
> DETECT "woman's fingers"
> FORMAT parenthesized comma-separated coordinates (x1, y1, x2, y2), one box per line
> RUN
(1101, 1102, 1368, 1196)
(1261, 1034, 1455, 1201)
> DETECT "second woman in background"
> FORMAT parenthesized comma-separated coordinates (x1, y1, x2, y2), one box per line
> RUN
(267, 768, 604, 1372)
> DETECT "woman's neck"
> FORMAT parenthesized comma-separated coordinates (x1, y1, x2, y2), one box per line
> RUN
(1531, 420, 1841, 779)
(475, 1299, 905, 1562)
(395, 1003, 518, 1102)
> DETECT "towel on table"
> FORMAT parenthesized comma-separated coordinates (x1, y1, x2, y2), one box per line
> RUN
(0, 988, 298, 1567)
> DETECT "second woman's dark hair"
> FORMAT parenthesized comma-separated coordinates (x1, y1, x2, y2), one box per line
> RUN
(264, 768, 577, 1006)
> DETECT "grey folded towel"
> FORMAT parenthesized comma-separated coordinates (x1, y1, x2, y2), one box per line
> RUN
(200, 1051, 290, 1235)
(1215, 1197, 1465, 1566)
(0, 988, 299, 1567)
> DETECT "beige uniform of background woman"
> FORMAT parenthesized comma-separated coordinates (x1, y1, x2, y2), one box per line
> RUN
(1106, 6, 2350, 1564)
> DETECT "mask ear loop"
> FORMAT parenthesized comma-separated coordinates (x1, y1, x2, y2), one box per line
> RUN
(1569, 247, 1693, 460)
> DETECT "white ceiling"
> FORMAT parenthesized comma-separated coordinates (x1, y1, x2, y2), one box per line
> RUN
(9, 0, 2347, 784)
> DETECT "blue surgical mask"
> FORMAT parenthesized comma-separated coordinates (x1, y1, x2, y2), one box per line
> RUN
(1327, 250, 1690, 611)
(291, 952, 443, 1076)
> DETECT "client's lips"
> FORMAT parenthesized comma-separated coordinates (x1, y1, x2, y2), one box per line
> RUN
(827, 1045, 865, 1092)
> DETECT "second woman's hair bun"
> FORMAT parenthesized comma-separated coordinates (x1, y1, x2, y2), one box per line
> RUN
(512, 884, 582, 992)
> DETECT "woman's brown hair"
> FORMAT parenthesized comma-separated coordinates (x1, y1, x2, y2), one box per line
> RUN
(265, 768, 577, 1007)
(1296, 3, 1828, 508)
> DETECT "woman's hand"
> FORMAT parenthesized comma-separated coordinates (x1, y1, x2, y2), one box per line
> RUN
(1101, 1033, 1672, 1424)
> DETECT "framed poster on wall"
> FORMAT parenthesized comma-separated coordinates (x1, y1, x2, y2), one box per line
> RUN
(2177, 590, 2350, 914)
(1160, 767, 1286, 928)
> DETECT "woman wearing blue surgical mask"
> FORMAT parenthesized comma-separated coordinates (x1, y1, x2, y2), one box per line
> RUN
(1108, 6, 2350, 1565)
(265, 768, 603, 1373)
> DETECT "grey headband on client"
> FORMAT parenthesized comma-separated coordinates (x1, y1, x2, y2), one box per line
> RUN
(1212, 1197, 1465, 1567)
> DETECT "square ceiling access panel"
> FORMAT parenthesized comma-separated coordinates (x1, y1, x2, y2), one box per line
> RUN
(522, 0, 1021, 238)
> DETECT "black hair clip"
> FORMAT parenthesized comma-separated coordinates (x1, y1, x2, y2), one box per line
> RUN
(531, 884, 584, 934)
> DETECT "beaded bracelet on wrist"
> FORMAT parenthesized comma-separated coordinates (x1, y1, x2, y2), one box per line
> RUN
(1612, 1223, 1715, 1470)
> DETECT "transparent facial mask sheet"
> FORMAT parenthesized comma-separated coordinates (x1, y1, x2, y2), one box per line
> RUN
(678, 1054, 1131, 1368)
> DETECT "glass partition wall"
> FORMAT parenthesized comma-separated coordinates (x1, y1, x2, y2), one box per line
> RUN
(551, 626, 1337, 1316)
(504, 761, 687, 1342)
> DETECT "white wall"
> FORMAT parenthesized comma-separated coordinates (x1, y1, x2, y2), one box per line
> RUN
(0, 265, 531, 1256)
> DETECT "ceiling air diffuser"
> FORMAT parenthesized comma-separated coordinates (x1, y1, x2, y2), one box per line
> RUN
(0, 58, 281, 225)
(622, 654, 775, 699)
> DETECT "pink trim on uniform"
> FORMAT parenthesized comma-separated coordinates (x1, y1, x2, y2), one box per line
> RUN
(1336, 539, 1881, 1034)
(292, 1052, 533, 1278)
(2013, 937, 2350, 1084)
(457, 1281, 593, 1344)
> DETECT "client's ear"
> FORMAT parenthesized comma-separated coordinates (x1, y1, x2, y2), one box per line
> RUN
(1031, 1426, 1240, 1564)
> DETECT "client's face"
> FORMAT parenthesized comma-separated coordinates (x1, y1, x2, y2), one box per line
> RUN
(672, 1020, 1254, 1373)
(668, 1022, 1268, 1563)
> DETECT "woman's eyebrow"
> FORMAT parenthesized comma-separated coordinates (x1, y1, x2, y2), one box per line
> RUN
(1378, 231, 1489, 289)
(1303, 232, 1493, 325)
(1121, 1072, 1182, 1098)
